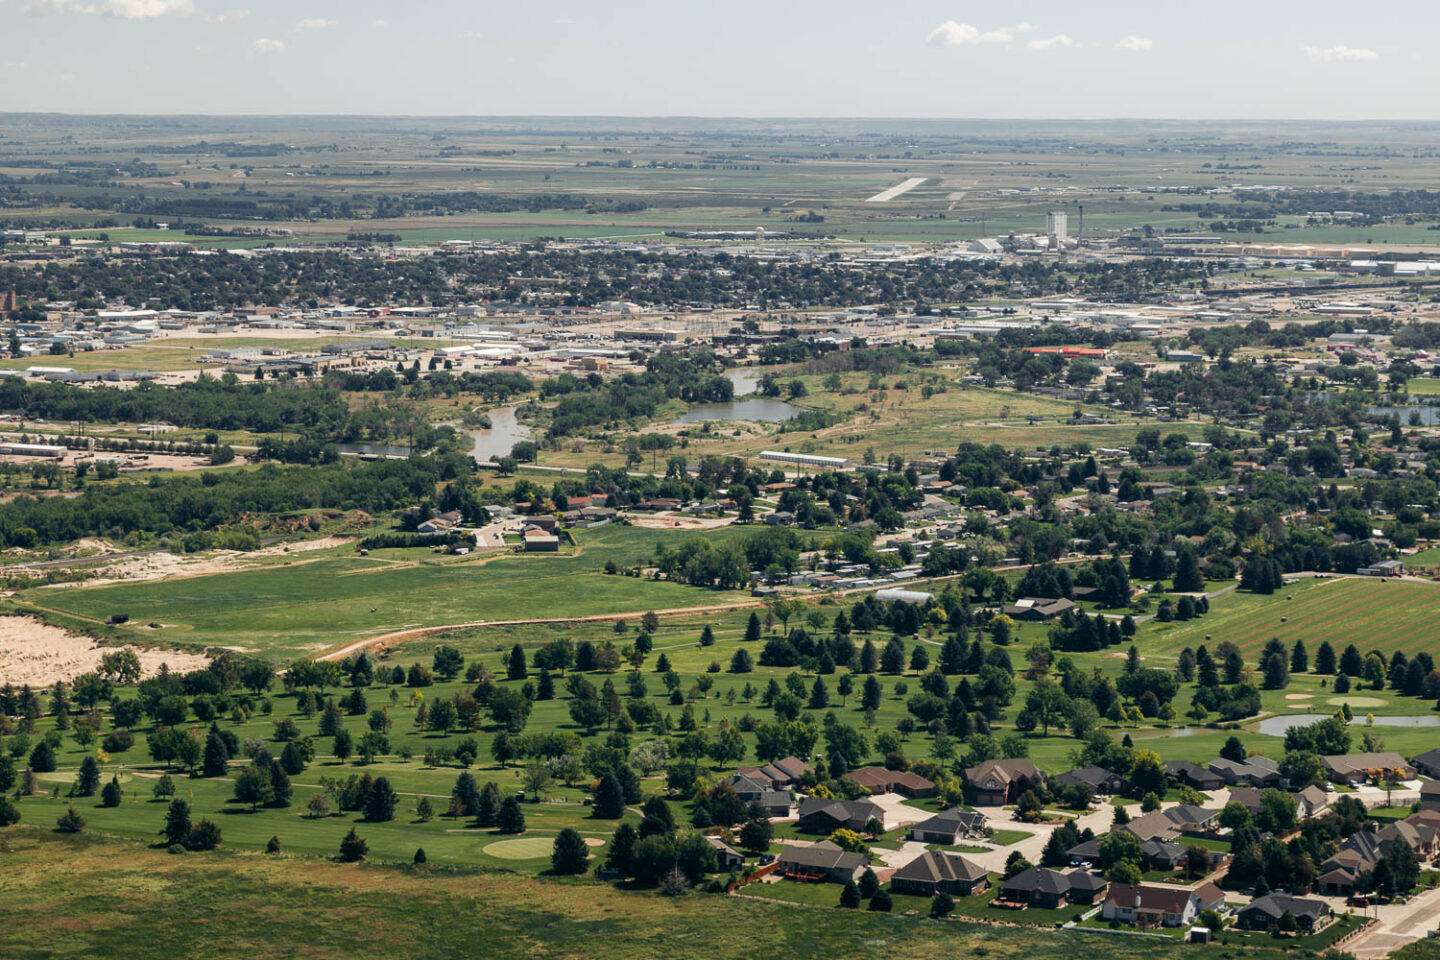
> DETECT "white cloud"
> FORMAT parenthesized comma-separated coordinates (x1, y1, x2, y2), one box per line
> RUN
(1304, 44, 1378, 62)
(371, 18, 387, 28)
(455, 29, 483, 40)
(27, 0, 193, 17)
(1028, 33, 1078, 50)
(927, 20, 1028, 47)
(208, 8, 248, 22)
(251, 36, 285, 53)
(294, 17, 334, 30)
(1115, 35, 1152, 52)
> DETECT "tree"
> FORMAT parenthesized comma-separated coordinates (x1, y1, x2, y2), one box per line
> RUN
(187, 819, 221, 851)
(338, 827, 368, 862)
(100, 775, 123, 808)
(1315, 641, 1336, 675)
(497, 795, 526, 834)
(839, 880, 861, 908)
(56, 805, 86, 833)
(1290, 640, 1309, 675)
(858, 867, 879, 899)
(931, 892, 955, 918)
(203, 728, 230, 778)
(364, 776, 398, 822)
(607, 822, 638, 876)
(233, 763, 274, 811)
(1220, 735, 1247, 763)
(161, 798, 192, 847)
(1173, 549, 1204, 593)
(551, 827, 591, 874)
(29, 741, 56, 773)
(75, 755, 101, 797)
(744, 612, 762, 643)
(868, 889, 893, 912)
(0, 796, 20, 827)
(507, 644, 528, 681)
(593, 773, 626, 819)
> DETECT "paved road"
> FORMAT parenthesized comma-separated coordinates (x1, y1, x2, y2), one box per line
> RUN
(1345, 884, 1440, 958)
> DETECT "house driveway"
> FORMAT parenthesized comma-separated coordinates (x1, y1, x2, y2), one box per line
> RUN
(866, 792, 936, 831)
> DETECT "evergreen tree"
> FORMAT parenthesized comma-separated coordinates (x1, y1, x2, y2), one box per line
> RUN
(551, 827, 591, 874)
(161, 798, 192, 847)
(266, 836, 282, 854)
(75, 755, 101, 797)
(338, 827, 368, 862)
(497, 795, 526, 834)
(699, 625, 715, 647)
(607, 822, 638, 875)
(280, 740, 306, 776)
(868, 888, 893, 912)
(1291, 640, 1309, 674)
(476, 781, 502, 827)
(1315, 641, 1336, 675)
(593, 773, 626, 819)
(363, 776, 398, 822)
(202, 728, 230, 778)
(100, 775, 123, 808)
(858, 867, 879, 899)
(808, 676, 830, 709)
(507, 644, 528, 681)
(839, 880, 861, 908)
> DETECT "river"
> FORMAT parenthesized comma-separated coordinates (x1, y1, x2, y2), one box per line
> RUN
(466, 405, 533, 462)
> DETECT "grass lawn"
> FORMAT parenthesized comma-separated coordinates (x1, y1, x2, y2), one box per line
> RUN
(988, 829, 1034, 846)
(12, 524, 752, 660)
(0, 830, 1299, 960)
(1219, 914, 1367, 951)
(1143, 576, 1440, 662)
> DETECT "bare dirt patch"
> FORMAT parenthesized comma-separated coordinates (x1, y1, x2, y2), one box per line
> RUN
(0, 615, 210, 685)
(56, 536, 356, 588)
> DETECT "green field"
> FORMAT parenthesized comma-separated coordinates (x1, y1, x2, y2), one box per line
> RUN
(1144, 576, 1440, 661)
(13, 525, 751, 660)
(0, 830, 1318, 960)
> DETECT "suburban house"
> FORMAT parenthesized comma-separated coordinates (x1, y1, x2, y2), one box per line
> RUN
(964, 758, 1047, 806)
(796, 797, 885, 834)
(1166, 760, 1224, 791)
(890, 851, 990, 897)
(1420, 780, 1440, 811)
(1208, 756, 1282, 788)
(1413, 748, 1440, 779)
(522, 527, 560, 552)
(776, 841, 868, 884)
(1066, 871, 1111, 905)
(704, 835, 745, 872)
(1163, 804, 1219, 833)
(909, 807, 988, 845)
(1122, 810, 1182, 843)
(1100, 882, 1225, 928)
(1322, 752, 1417, 785)
(998, 867, 1072, 909)
(1139, 839, 1188, 871)
(1297, 784, 1330, 819)
(734, 756, 812, 790)
(1238, 893, 1331, 932)
(721, 773, 791, 817)
(843, 767, 936, 798)
(1055, 765, 1125, 795)
(1226, 786, 1263, 815)
(1003, 597, 1076, 622)
(1315, 817, 1439, 893)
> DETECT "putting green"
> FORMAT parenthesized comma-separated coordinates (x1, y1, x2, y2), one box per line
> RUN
(483, 837, 555, 860)
(1326, 696, 1388, 707)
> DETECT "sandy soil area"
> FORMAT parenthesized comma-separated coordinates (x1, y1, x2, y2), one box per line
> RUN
(628, 515, 735, 530)
(0, 615, 210, 685)
(55, 535, 356, 588)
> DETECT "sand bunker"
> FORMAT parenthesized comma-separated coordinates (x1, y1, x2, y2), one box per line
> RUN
(1284, 694, 1314, 701)
(0, 615, 210, 686)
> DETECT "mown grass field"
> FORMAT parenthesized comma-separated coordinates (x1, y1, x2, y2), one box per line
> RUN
(0, 830, 1295, 960)
(1146, 575, 1440, 661)
(11, 524, 753, 660)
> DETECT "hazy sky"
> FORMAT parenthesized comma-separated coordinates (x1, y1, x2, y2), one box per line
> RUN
(0, 0, 1423, 118)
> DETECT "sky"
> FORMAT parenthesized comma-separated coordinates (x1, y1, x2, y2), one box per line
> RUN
(0, 0, 1427, 119)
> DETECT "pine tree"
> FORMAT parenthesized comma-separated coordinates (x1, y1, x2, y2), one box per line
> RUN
(699, 625, 715, 647)
(551, 827, 590, 874)
(507, 644, 528, 681)
(1315, 641, 1336, 675)
(338, 827, 368, 862)
(363, 776, 398, 822)
(75, 755, 101, 797)
(476, 781, 502, 826)
(593, 773, 626, 819)
(161, 798, 191, 846)
(497, 795, 526, 834)
(100, 775, 123, 808)
(839, 880, 861, 908)
(744, 612, 762, 643)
